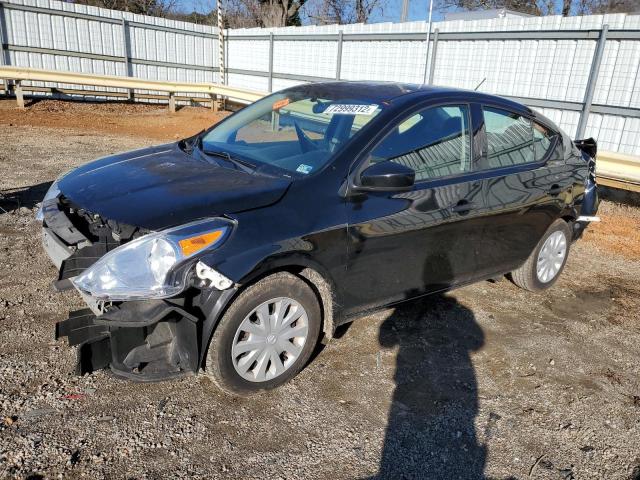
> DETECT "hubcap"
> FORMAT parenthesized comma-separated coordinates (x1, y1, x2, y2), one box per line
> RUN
(536, 230, 567, 283)
(231, 297, 309, 382)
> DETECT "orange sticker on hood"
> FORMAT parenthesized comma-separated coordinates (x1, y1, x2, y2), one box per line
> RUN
(272, 98, 290, 110)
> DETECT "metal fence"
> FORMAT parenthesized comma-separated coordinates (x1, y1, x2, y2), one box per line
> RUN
(0, 0, 221, 97)
(224, 20, 640, 155)
(0, 0, 639, 155)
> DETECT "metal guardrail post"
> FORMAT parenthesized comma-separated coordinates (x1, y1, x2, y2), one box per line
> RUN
(14, 79, 23, 108)
(120, 18, 134, 100)
(576, 24, 608, 140)
(268, 32, 274, 92)
(427, 28, 439, 85)
(336, 30, 343, 80)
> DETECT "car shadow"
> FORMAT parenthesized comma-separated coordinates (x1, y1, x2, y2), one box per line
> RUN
(0, 181, 52, 214)
(374, 292, 487, 479)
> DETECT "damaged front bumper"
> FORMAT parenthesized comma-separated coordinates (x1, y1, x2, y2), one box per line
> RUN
(40, 200, 237, 381)
(50, 263, 236, 381)
(55, 300, 202, 381)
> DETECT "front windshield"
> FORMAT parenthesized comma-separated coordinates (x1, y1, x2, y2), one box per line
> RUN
(201, 90, 383, 176)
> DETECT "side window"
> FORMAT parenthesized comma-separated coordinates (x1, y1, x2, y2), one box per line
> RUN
(484, 107, 534, 168)
(533, 122, 561, 162)
(369, 105, 472, 182)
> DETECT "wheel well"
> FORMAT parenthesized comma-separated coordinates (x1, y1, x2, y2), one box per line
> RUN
(561, 215, 578, 240)
(199, 264, 337, 371)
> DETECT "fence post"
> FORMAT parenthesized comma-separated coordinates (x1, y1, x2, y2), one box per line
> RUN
(0, 2, 6, 96)
(120, 18, 133, 101)
(169, 92, 175, 113)
(576, 24, 608, 140)
(0, 0, 13, 98)
(336, 30, 343, 80)
(268, 32, 274, 93)
(427, 28, 439, 85)
(0, 2, 7, 66)
(216, 1, 225, 110)
(422, 27, 432, 84)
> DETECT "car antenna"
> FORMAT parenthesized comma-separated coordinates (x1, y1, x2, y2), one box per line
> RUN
(474, 78, 487, 91)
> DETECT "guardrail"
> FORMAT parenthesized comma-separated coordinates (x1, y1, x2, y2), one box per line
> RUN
(1, 65, 639, 193)
(597, 152, 640, 193)
(0, 66, 264, 112)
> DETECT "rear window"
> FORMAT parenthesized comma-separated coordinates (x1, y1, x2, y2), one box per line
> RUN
(484, 107, 534, 168)
(533, 122, 562, 162)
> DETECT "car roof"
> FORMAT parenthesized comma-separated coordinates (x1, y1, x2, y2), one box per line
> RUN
(284, 81, 531, 114)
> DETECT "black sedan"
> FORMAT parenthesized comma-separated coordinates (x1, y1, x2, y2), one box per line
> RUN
(39, 82, 599, 394)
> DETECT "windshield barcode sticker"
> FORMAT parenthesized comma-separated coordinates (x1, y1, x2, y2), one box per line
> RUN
(296, 164, 313, 174)
(324, 104, 378, 115)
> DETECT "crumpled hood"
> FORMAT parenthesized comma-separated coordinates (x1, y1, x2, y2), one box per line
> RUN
(58, 143, 291, 230)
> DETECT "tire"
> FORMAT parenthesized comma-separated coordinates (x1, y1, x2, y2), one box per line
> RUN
(204, 272, 321, 395)
(509, 219, 572, 292)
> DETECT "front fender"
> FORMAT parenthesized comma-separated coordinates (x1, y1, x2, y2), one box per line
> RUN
(197, 287, 239, 369)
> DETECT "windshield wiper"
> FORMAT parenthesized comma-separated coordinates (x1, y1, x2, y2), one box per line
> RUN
(202, 148, 257, 174)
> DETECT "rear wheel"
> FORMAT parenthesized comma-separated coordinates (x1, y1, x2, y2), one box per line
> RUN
(509, 219, 571, 292)
(205, 272, 321, 395)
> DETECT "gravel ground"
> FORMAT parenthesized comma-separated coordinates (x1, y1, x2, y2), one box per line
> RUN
(1, 124, 640, 479)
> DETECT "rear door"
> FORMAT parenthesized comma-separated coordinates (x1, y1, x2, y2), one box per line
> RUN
(474, 105, 574, 278)
(342, 102, 485, 314)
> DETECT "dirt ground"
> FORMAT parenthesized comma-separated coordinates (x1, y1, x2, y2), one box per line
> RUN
(0, 98, 229, 141)
(1, 100, 640, 479)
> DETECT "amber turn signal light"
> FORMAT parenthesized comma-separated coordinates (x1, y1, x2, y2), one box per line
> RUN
(178, 229, 224, 256)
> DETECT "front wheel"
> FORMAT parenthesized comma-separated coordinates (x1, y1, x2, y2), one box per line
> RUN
(204, 272, 321, 395)
(509, 219, 572, 292)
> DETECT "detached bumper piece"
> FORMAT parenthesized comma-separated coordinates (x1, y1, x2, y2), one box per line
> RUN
(55, 300, 200, 382)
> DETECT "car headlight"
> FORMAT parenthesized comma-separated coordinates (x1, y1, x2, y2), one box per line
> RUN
(73, 218, 233, 301)
(35, 179, 61, 222)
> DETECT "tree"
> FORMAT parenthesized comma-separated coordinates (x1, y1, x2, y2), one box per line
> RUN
(170, 9, 217, 24)
(436, 0, 638, 16)
(435, 0, 553, 16)
(305, 0, 387, 24)
(74, 0, 178, 16)
(577, 0, 639, 14)
(221, 0, 307, 27)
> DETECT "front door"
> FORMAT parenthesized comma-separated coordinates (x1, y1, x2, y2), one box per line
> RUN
(342, 103, 484, 314)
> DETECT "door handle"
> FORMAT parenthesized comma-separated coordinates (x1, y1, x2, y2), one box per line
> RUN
(451, 200, 475, 215)
(547, 184, 563, 196)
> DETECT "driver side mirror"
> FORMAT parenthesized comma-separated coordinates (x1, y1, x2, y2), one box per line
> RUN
(357, 161, 415, 192)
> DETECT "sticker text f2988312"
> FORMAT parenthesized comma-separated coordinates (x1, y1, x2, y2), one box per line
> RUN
(324, 104, 378, 115)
